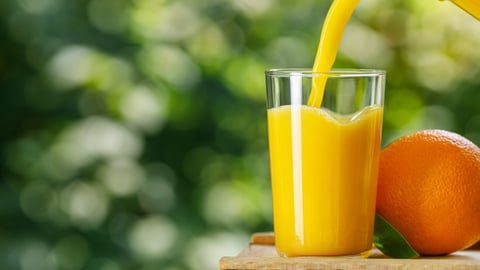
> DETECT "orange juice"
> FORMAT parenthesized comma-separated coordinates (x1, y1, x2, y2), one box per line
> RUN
(268, 105, 383, 256)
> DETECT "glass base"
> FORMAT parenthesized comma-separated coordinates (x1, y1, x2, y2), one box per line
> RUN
(276, 247, 373, 258)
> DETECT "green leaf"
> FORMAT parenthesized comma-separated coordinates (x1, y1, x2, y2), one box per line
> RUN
(374, 213, 420, 258)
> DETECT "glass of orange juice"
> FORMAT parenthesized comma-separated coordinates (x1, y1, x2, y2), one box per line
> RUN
(266, 69, 386, 257)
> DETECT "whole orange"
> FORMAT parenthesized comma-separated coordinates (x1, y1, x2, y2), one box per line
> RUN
(376, 129, 480, 256)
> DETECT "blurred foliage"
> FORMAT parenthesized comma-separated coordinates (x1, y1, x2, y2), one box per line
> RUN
(0, 0, 479, 269)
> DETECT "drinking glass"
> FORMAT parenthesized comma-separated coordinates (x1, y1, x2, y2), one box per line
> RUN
(265, 69, 385, 256)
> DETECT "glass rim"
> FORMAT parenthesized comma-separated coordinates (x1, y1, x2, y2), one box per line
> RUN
(265, 68, 386, 78)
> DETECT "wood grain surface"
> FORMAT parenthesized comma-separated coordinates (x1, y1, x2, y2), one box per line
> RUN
(219, 233, 480, 270)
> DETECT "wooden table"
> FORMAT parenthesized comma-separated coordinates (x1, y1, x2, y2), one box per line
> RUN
(219, 233, 480, 270)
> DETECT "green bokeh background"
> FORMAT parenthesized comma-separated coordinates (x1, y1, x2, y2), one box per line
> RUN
(0, 0, 479, 269)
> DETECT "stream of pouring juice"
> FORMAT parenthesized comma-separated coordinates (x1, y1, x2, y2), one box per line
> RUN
(308, 0, 360, 107)
(268, 0, 384, 256)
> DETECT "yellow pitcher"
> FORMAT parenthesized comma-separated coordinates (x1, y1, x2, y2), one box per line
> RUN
(447, 0, 480, 20)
